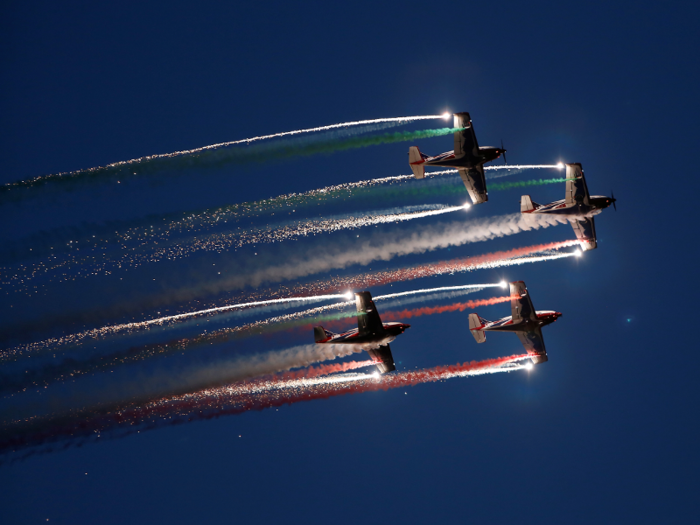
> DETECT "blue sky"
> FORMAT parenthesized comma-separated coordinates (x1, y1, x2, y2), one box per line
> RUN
(1, 1, 699, 524)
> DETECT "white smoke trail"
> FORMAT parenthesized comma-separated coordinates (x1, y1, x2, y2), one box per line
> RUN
(223, 115, 446, 145)
(0, 294, 350, 360)
(219, 213, 572, 289)
(374, 283, 500, 301)
(423, 165, 561, 180)
(5, 343, 369, 420)
(2, 204, 467, 291)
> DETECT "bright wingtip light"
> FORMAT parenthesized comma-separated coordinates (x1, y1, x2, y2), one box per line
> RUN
(344, 291, 355, 300)
(442, 112, 452, 120)
(498, 280, 508, 289)
(372, 371, 381, 379)
(463, 202, 472, 210)
(525, 362, 534, 371)
(556, 162, 565, 169)
(575, 249, 583, 257)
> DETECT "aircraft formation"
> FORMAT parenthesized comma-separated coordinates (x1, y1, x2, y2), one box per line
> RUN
(315, 111, 615, 373)
(1, 110, 617, 456)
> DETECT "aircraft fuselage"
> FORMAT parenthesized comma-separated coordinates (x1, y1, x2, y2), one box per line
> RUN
(422, 146, 504, 170)
(524, 195, 613, 218)
(482, 311, 562, 332)
(316, 322, 410, 346)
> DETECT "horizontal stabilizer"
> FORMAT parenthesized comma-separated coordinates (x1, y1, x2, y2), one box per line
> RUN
(468, 313, 487, 343)
(408, 146, 426, 179)
(520, 195, 540, 213)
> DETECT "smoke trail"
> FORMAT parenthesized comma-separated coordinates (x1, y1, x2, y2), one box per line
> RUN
(300, 240, 580, 296)
(2, 342, 371, 427)
(3, 204, 467, 291)
(1, 243, 575, 365)
(380, 296, 511, 321)
(489, 178, 572, 191)
(1, 167, 558, 270)
(0, 354, 530, 457)
(201, 213, 573, 291)
(0, 293, 351, 362)
(1, 242, 573, 368)
(1, 123, 455, 197)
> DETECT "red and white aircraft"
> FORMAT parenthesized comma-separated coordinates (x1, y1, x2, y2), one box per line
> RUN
(314, 291, 410, 374)
(408, 112, 506, 205)
(468, 281, 561, 365)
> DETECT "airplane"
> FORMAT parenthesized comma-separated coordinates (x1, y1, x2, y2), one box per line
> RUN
(313, 291, 410, 374)
(520, 162, 616, 251)
(468, 281, 561, 365)
(408, 112, 506, 205)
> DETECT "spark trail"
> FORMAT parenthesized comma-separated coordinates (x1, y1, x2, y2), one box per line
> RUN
(1, 121, 454, 196)
(2, 204, 467, 290)
(1, 166, 562, 276)
(0, 294, 350, 361)
(0, 354, 530, 457)
(2, 242, 576, 365)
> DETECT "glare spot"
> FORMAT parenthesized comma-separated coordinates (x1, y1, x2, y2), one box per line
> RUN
(442, 112, 451, 120)
(575, 249, 583, 257)
(498, 280, 508, 289)
(344, 291, 354, 300)
(525, 362, 534, 371)
(556, 162, 565, 169)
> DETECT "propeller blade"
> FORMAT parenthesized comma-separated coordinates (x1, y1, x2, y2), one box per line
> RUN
(501, 139, 507, 164)
(611, 190, 617, 211)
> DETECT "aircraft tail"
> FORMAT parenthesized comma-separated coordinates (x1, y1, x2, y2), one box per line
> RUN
(408, 146, 426, 179)
(520, 195, 540, 213)
(530, 353, 548, 365)
(314, 326, 336, 343)
(468, 313, 487, 343)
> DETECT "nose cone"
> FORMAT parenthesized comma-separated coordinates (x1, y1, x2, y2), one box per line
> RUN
(402, 323, 411, 330)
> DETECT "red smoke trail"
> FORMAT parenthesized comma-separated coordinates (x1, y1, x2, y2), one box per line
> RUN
(0, 354, 531, 455)
(381, 296, 511, 320)
(149, 353, 531, 418)
(301, 240, 579, 295)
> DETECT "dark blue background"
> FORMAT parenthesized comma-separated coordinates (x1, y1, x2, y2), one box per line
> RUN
(1, 1, 698, 524)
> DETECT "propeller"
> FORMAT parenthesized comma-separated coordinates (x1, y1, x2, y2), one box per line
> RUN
(500, 139, 507, 164)
(611, 190, 617, 211)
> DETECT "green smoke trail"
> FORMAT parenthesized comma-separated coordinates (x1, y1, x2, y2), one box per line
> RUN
(1, 127, 461, 199)
(488, 177, 573, 191)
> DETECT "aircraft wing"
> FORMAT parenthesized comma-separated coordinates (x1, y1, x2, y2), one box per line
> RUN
(453, 112, 479, 157)
(458, 165, 488, 204)
(565, 163, 591, 205)
(516, 328, 547, 355)
(368, 344, 396, 374)
(355, 291, 384, 338)
(510, 281, 537, 322)
(570, 216, 597, 251)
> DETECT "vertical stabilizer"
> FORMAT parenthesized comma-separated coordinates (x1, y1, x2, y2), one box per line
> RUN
(565, 163, 591, 206)
(521, 195, 539, 212)
(468, 313, 487, 343)
(408, 146, 426, 179)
